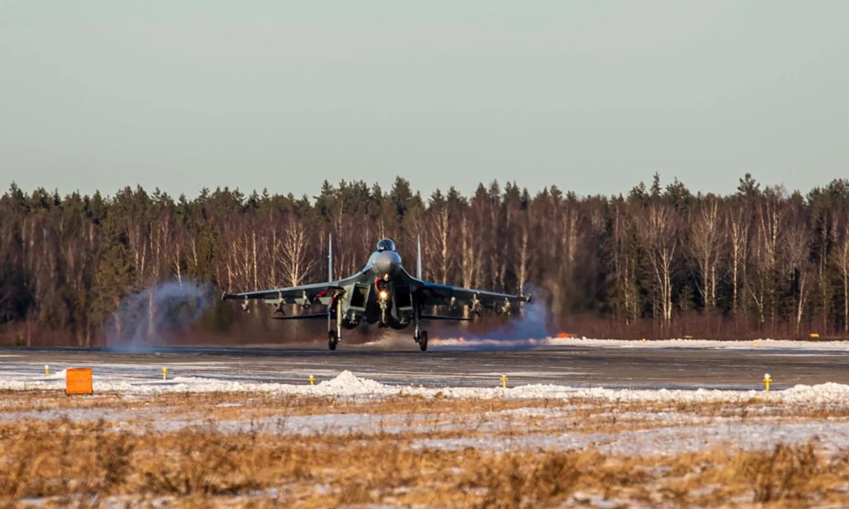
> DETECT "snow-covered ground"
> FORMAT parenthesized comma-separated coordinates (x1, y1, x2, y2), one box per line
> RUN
(3, 367, 849, 406)
(3, 369, 849, 457)
(412, 421, 849, 455)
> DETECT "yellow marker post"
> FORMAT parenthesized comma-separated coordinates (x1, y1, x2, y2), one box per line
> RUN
(162, 368, 168, 380)
(309, 375, 315, 385)
(753, 340, 758, 348)
(764, 373, 771, 392)
(642, 338, 646, 345)
(501, 375, 508, 388)
(45, 365, 49, 376)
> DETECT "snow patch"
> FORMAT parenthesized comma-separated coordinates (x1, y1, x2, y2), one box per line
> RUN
(47, 368, 67, 379)
(318, 370, 384, 390)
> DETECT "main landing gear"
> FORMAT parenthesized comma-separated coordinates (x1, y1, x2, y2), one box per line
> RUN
(413, 302, 427, 351)
(415, 329, 428, 351)
(328, 295, 342, 351)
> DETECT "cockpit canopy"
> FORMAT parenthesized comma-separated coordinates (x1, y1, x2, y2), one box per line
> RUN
(376, 238, 396, 252)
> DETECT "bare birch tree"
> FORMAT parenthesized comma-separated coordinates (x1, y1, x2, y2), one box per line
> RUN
(754, 187, 785, 327)
(834, 214, 849, 334)
(426, 190, 453, 285)
(784, 205, 811, 333)
(513, 204, 532, 296)
(690, 194, 722, 311)
(459, 210, 482, 319)
(275, 213, 316, 287)
(725, 199, 751, 315)
(560, 193, 580, 289)
(639, 200, 678, 324)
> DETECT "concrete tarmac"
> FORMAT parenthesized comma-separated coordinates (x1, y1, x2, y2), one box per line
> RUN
(2, 343, 848, 391)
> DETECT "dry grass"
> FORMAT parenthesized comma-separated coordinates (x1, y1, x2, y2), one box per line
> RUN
(2, 420, 849, 508)
(2, 391, 849, 507)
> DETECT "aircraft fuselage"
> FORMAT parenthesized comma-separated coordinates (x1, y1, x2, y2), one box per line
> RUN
(336, 248, 418, 330)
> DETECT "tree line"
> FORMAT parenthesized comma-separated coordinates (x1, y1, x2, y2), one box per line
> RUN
(2, 173, 849, 347)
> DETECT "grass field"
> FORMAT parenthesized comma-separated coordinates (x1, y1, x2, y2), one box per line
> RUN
(3, 381, 849, 508)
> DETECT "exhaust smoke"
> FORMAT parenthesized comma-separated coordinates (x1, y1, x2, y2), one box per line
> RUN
(361, 284, 557, 350)
(103, 280, 214, 352)
(433, 283, 556, 351)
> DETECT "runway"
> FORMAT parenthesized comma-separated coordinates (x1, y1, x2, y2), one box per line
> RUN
(3, 340, 849, 391)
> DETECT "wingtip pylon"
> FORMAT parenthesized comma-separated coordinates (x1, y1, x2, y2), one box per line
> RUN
(416, 234, 422, 279)
(328, 233, 333, 281)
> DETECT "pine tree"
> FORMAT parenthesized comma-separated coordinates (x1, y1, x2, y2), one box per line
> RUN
(91, 242, 135, 346)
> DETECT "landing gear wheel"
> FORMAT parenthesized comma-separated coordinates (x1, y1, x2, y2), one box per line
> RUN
(328, 330, 338, 350)
(419, 330, 428, 351)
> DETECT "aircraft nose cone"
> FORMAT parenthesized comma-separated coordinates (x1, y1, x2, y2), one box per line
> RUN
(374, 251, 402, 275)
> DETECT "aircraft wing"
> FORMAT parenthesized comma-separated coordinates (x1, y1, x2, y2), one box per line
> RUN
(416, 280, 531, 312)
(222, 282, 338, 304)
(221, 273, 362, 306)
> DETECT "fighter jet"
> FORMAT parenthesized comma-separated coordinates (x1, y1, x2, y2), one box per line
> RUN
(221, 236, 530, 351)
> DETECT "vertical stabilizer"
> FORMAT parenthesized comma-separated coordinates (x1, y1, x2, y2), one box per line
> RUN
(416, 234, 422, 279)
(328, 234, 333, 281)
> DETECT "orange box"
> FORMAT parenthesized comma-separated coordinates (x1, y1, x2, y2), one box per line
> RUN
(65, 368, 93, 395)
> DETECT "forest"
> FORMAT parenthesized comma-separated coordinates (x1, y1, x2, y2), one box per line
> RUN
(2, 173, 849, 347)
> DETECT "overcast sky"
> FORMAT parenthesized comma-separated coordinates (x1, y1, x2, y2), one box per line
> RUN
(2, 1, 847, 200)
